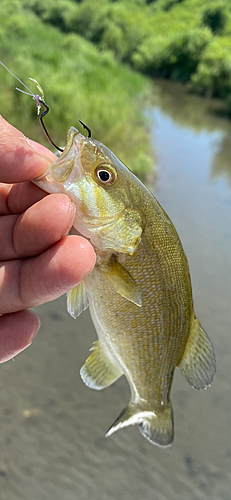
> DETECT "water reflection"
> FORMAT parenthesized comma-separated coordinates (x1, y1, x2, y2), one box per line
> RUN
(148, 79, 231, 500)
(153, 79, 231, 190)
(211, 132, 231, 187)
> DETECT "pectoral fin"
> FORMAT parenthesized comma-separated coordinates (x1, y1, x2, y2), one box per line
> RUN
(80, 341, 122, 390)
(66, 282, 89, 319)
(101, 258, 142, 307)
(177, 317, 216, 389)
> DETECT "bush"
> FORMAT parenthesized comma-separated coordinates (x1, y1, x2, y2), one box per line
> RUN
(201, 2, 228, 34)
(20, 0, 231, 102)
(24, 0, 79, 32)
(42, 1, 79, 32)
(132, 35, 171, 76)
(132, 28, 212, 81)
(158, 0, 185, 11)
(65, 0, 107, 43)
(192, 37, 231, 97)
(99, 21, 126, 59)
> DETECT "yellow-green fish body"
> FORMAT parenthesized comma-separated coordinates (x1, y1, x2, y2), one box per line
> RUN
(34, 127, 216, 447)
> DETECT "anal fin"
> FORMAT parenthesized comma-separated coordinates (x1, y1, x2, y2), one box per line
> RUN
(177, 316, 216, 389)
(80, 341, 122, 390)
(67, 282, 89, 319)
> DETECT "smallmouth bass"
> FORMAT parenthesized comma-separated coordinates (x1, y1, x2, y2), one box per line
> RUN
(34, 126, 216, 447)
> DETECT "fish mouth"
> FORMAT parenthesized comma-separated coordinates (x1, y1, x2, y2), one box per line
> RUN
(33, 127, 84, 192)
(53, 126, 83, 170)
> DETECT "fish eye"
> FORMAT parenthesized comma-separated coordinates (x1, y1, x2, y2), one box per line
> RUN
(95, 165, 117, 185)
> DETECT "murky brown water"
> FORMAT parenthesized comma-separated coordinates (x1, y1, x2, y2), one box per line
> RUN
(1, 81, 231, 500)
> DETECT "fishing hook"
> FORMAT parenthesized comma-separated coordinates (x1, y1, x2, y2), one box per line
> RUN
(79, 120, 91, 138)
(38, 98, 64, 152)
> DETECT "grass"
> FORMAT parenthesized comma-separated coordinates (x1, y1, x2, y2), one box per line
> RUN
(0, 0, 153, 177)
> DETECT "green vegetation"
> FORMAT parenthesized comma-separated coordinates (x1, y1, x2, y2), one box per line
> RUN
(0, 0, 153, 177)
(24, 0, 231, 107)
(201, 2, 229, 34)
(2, 0, 231, 178)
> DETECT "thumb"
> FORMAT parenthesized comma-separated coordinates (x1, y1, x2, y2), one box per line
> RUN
(0, 116, 56, 183)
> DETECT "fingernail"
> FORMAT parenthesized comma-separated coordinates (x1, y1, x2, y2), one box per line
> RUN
(26, 137, 45, 153)
(26, 137, 56, 161)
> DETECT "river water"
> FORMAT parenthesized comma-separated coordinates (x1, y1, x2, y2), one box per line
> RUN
(0, 80, 231, 500)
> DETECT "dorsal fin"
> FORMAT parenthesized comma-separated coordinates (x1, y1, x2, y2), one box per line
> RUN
(177, 316, 216, 389)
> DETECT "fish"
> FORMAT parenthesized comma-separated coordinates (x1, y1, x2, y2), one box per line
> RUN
(33, 126, 216, 447)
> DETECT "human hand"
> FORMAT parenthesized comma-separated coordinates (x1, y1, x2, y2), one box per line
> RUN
(0, 116, 96, 363)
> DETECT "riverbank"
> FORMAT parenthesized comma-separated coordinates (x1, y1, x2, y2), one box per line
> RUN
(25, 0, 231, 106)
(0, 0, 153, 178)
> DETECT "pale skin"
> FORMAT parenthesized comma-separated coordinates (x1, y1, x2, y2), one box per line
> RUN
(0, 116, 96, 363)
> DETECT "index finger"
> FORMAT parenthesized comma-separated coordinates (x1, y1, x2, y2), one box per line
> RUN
(0, 116, 56, 183)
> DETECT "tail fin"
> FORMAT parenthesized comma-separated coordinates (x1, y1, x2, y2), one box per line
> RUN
(139, 403, 174, 447)
(106, 401, 174, 448)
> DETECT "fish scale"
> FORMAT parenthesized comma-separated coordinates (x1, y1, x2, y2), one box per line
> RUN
(33, 125, 216, 447)
(87, 251, 184, 402)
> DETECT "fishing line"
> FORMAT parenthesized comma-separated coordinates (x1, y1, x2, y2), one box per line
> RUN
(0, 60, 64, 152)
